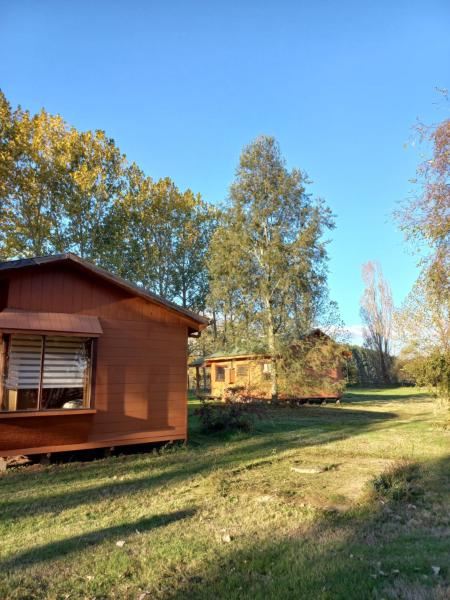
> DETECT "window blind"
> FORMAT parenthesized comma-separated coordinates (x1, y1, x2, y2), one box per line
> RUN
(42, 336, 88, 389)
(5, 335, 43, 390)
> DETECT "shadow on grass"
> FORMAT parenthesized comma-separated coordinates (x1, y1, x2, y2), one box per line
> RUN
(165, 456, 450, 600)
(0, 406, 397, 525)
(0, 508, 196, 573)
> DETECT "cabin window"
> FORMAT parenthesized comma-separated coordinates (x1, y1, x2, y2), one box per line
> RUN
(236, 365, 248, 378)
(215, 366, 225, 382)
(1, 334, 93, 412)
(261, 362, 272, 381)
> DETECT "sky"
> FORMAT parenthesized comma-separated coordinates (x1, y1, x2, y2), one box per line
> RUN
(1, 1, 449, 341)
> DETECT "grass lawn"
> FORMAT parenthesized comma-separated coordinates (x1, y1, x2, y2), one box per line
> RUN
(0, 388, 449, 599)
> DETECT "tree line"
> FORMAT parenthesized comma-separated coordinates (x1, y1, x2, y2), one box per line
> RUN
(0, 90, 216, 311)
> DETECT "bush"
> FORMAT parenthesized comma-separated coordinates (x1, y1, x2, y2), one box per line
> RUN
(369, 460, 422, 503)
(221, 386, 269, 403)
(397, 351, 450, 402)
(195, 401, 261, 433)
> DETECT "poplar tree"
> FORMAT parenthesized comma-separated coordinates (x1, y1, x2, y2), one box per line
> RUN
(360, 261, 394, 384)
(209, 136, 335, 401)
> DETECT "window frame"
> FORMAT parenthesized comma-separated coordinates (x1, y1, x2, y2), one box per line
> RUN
(261, 361, 272, 381)
(215, 365, 226, 382)
(236, 364, 249, 378)
(0, 333, 95, 414)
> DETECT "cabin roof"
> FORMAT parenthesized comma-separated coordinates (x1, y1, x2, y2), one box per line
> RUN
(189, 356, 207, 367)
(207, 350, 269, 360)
(202, 330, 335, 362)
(0, 253, 209, 330)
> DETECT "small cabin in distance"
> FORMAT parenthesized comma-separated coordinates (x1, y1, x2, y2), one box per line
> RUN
(190, 330, 346, 400)
(0, 253, 208, 462)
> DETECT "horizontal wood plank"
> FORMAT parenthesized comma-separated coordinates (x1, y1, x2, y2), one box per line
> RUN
(0, 261, 189, 455)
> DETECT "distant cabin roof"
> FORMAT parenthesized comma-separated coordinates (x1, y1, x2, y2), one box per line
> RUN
(0, 253, 209, 330)
(204, 350, 271, 363)
(189, 356, 207, 367)
(202, 330, 334, 362)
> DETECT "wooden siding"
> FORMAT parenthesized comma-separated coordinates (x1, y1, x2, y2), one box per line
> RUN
(208, 356, 343, 400)
(0, 309, 103, 335)
(210, 358, 270, 398)
(0, 263, 189, 456)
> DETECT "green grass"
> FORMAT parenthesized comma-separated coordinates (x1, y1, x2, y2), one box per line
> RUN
(1, 388, 449, 599)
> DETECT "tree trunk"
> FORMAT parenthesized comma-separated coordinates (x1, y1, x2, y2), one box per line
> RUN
(265, 298, 279, 402)
(212, 309, 217, 341)
(379, 350, 390, 385)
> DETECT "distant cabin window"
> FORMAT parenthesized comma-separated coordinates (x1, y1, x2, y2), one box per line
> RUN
(1, 334, 93, 412)
(262, 362, 272, 381)
(215, 366, 225, 382)
(236, 365, 248, 378)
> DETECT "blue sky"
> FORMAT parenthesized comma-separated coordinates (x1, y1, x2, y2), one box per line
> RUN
(1, 1, 449, 339)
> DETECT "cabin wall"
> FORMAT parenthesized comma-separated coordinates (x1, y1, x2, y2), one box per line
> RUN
(210, 358, 270, 397)
(0, 264, 189, 455)
(209, 357, 344, 400)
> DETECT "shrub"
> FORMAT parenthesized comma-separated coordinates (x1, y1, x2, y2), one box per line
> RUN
(397, 351, 450, 402)
(195, 401, 262, 433)
(221, 386, 269, 403)
(369, 460, 422, 503)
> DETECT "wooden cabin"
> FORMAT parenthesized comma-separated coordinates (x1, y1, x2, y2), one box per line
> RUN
(198, 351, 273, 398)
(193, 331, 346, 400)
(0, 254, 208, 461)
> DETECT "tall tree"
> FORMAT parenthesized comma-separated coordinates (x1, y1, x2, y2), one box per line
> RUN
(396, 276, 449, 357)
(0, 97, 70, 257)
(59, 128, 126, 260)
(0, 91, 127, 261)
(171, 191, 217, 310)
(394, 107, 450, 401)
(396, 112, 450, 298)
(208, 136, 335, 401)
(112, 172, 216, 309)
(360, 261, 393, 384)
(0, 89, 215, 312)
(0, 91, 15, 259)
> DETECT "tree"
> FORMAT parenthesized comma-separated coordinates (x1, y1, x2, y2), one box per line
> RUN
(346, 345, 388, 386)
(171, 193, 217, 310)
(58, 128, 127, 261)
(395, 276, 450, 400)
(111, 171, 216, 309)
(0, 91, 15, 259)
(394, 105, 450, 401)
(396, 111, 450, 300)
(0, 96, 70, 257)
(0, 91, 127, 261)
(0, 89, 215, 312)
(208, 136, 335, 401)
(360, 261, 394, 384)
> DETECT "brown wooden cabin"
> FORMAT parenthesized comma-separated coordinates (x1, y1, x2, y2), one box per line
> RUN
(0, 254, 208, 461)
(193, 330, 346, 400)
